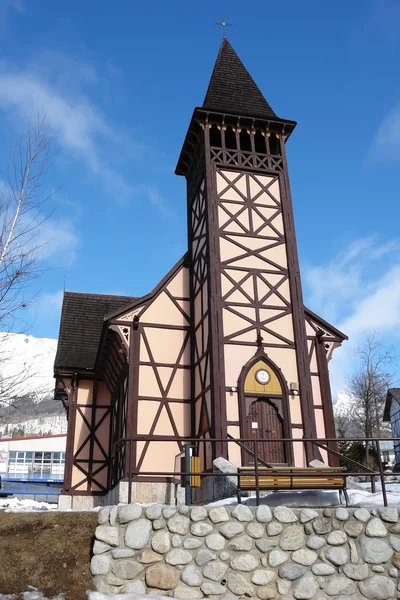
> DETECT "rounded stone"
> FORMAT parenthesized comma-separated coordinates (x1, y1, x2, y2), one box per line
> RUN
(206, 533, 225, 551)
(90, 553, 110, 576)
(228, 534, 253, 552)
(93, 540, 111, 555)
(125, 518, 152, 549)
(311, 563, 335, 576)
(109, 506, 119, 527)
(256, 505, 273, 523)
(232, 504, 254, 522)
(201, 582, 226, 595)
(93, 576, 112, 594)
(354, 508, 371, 523)
(278, 563, 307, 581)
(335, 507, 349, 521)
(172, 534, 182, 548)
(152, 530, 171, 554)
(184, 538, 203, 550)
(112, 558, 144, 580)
(266, 521, 283, 536)
(344, 519, 364, 538)
(379, 507, 399, 523)
(256, 586, 276, 600)
(174, 585, 203, 599)
(191, 506, 208, 522)
(227, 572, 254, 596)
(327, 530, 347, 545)
(293, 574, 319, 599)
(140, 549, 163, 564)
(255, 538, 279, 553)
(219, 551, 230, 561)
(251, 569, 275, 586)
(98, 506, 111, 525)
(292, 548, 318, 566)
(299, 509, 319, 524)
(95, 525, 119, 547)
(191, 522, 214, 537)
(111, 547, 135, 559)
(323, 508, 332, 517)
(306, 535, 326, 550)
(203, 560, 228, 581)
(146, 563, 179, 590)
(359, 575, 395, 600)
(230, 553, 259, 572)
(122, 580, 146, 594)
(280, 524, 305, 551)
(181, 564, 203, 587)
(268, 549, 288, 567)
(153, 518, 166, 530)
(209, 507, 230, 524)
(274, 506, 298, 523)
(277, 579, 291, 595)
(195, 548, 217, 566)
(119, 504, 142, 523)
(372, 565, 385, 572)
(389, 535, 400, 551)
(163, 507, 177, 519)
(312, 517, 332, 535)
(168, 515, 191, 535)
(389, 567, 398, 577)
(178, 505, 190, 515)
(342, 563, 369, 580)
(366, 517, 388, 537)
(219, 522, 245, 539)
(146, 504, 163, 520)
(246, 522, 265, 538)
(361, 537, 393, 563)
(325, 546, 349, 566)
(324, 574, 356, 597)
(165, 548, 193, 566)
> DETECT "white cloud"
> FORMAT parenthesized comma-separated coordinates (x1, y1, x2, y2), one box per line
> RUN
(37, 290, 63, 315)
(303, 237, 400, 397)
(371, 103, 400, 162)
(37, 218, 80, 267)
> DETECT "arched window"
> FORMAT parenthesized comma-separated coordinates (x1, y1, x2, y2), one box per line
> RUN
(269, 132, 281, 156)
(209, 124, 221, 148)
(225, 126, 237, 150)
(239, 128, 251, 152)
(254, 130, 266, 154)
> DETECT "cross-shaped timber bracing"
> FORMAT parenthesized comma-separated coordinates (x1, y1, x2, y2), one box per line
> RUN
(54, 39, 347, 504)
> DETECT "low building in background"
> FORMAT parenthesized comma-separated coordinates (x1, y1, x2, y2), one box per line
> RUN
(0, 434, 66, 502)
(383, 388, 400, 467)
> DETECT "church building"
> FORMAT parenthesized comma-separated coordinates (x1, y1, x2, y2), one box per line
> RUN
(54, 40, 347, 508)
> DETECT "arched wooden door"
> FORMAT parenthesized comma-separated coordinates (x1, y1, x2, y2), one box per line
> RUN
(246, 398, 286, 465)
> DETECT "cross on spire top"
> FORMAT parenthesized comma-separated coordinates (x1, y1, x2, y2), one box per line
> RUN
(214, 17, 232, 39)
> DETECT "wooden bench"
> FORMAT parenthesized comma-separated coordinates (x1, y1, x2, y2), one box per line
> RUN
(237, 466, 349, 506)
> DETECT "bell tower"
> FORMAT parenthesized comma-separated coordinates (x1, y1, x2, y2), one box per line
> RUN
(176, 39, 319, 464)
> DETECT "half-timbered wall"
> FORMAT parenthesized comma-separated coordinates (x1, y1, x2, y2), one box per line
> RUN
(119, 262, 191, 478)
(215, 168, 305, 465)
(68, 378, 111, 494)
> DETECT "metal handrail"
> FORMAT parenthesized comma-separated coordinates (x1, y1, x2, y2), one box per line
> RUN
(114, 436, 400, 506)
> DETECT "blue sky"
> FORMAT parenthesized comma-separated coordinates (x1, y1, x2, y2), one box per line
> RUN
(0, 0, 399, 394)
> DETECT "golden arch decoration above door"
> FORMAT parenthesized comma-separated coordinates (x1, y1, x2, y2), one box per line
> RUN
(244, 359, 282, 396)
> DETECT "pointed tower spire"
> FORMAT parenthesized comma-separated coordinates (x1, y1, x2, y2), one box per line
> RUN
(203, 39, 278, 119)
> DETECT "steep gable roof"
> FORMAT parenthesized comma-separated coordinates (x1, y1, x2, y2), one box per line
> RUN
(54, 291, 136, 371)
(203, 38, 278, 120)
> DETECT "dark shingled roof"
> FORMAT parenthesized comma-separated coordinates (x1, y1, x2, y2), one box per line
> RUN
(54, 291, 136, 371)
(203, 38, 278, 120)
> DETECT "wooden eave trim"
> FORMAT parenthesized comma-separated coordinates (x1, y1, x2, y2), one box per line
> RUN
(305, 306, 348, 341)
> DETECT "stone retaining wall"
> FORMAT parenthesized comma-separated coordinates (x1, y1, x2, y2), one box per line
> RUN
(91, 504, 400, 599)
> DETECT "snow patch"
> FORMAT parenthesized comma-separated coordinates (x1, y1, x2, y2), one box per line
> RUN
(0, 497, 58, 512)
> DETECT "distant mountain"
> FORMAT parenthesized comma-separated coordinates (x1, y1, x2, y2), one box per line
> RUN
(0, 332, 66, 438)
